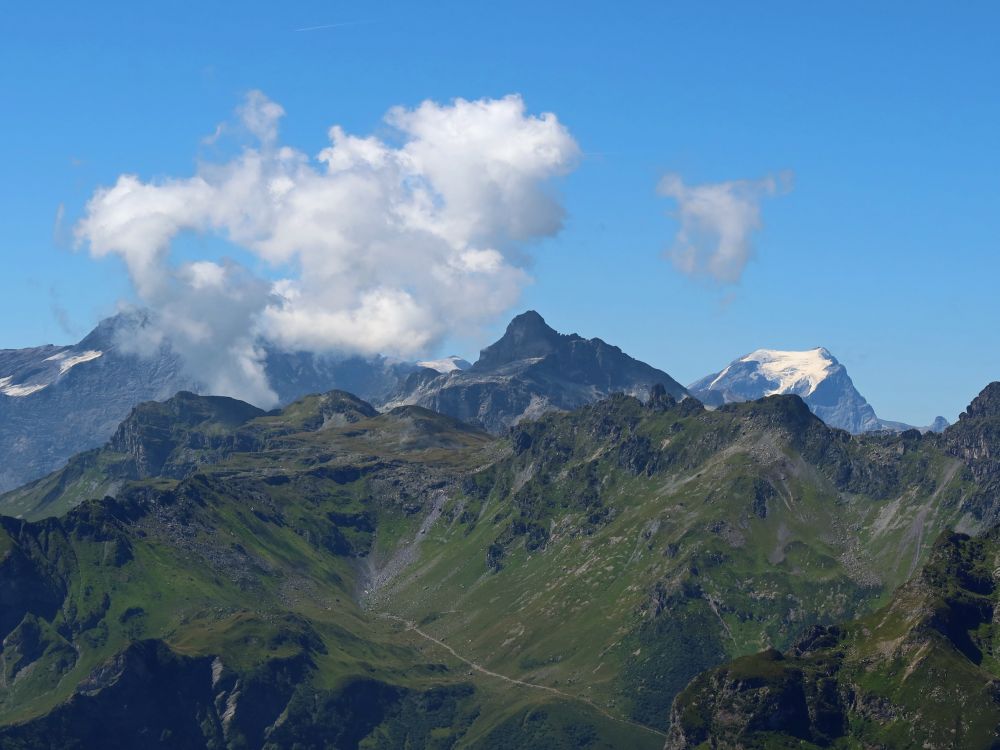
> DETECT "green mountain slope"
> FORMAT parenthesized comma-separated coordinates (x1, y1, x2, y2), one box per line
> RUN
(0, 391, 660, 749)
(365, 388, 987, 731)
(0, 383, 996, 747)
(665, 529, 1000, 749)
(0, 391, 266, 520)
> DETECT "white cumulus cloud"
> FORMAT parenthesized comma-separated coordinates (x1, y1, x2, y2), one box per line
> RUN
(76, 91, 580, 406)
(658, 172, 791, 284)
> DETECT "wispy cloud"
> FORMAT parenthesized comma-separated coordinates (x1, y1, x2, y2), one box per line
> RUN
(658, 172, 792, 284)
(49, 287, 76, 337)
(52, 202, 66, 244)
(293, 20, 377, 32)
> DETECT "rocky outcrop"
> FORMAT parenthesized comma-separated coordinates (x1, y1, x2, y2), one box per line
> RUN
(107, 392, 265, 479)
(944, 382, 1000, 525)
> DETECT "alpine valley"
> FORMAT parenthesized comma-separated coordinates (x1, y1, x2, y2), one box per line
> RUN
(0, 312, 997, 749)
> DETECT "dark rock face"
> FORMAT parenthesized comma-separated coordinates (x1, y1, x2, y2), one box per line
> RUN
(107, 392, 265, 480)
(0, 640, 227, 750)
(388, 311, 687, 433)
(945, 382, 1000, 525)
(0, 314, 416, 492)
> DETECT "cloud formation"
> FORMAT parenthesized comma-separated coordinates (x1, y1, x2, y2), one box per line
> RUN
(76, 92, 580, 406)
(658, 172, 790, 284)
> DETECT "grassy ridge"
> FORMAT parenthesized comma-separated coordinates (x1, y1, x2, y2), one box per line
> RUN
(0, 385, 995, 747)
(362, 392, 980, 730)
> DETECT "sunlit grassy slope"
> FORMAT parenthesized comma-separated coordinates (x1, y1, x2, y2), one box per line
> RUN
(0, 385, 994, 747)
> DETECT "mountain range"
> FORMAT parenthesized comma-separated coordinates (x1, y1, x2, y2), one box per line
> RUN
(0, 361, 997, 746)
(0, 311, 685, 492)
(0, 310, 931, 495)
(0, 312, 413, 493)
(385, 310, 687, 433)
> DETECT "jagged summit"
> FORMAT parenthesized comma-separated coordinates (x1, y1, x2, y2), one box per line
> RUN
(473, 310, 567, 370)
(388, 310, 687, 433)
(960, 381, 1000, 420)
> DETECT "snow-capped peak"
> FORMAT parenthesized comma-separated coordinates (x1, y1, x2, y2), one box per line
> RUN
(416, 355, 471, 374)
(740, 347, 835, 396)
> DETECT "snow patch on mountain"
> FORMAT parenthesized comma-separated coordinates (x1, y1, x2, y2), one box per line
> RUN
(0, 349, 105, 398)
(416, 356, 471, 374)
(739, 347, 834, 396)
(56, 350, 104, 374)
(0, 378, 49, 397)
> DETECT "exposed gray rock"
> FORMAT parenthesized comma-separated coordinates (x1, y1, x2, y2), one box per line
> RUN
(386, 311, 687, 433)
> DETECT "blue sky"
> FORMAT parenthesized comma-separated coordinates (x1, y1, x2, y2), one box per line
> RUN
(1, 1, 998, 424)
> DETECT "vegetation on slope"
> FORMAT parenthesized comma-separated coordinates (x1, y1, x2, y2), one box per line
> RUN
(361, 387, 987, 730)
(666, 529, 1000, 749)
(0, 382, 996, 747)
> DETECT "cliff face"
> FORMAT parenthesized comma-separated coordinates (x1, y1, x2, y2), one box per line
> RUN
(941, 382, 1000, 529)
(106, 392, 265, 479)
(947, 382, 1000, 473)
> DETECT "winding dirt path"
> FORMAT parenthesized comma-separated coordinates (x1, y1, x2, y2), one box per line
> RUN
(379, 613, 667, 741)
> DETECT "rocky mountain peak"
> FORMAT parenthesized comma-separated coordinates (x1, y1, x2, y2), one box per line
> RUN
(387, 311, 687, 434)
(278, 390, 379, 431)
(76, 309, 155, 352)
(472, 310, 567, 371)
(108, 392, 264, 479)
